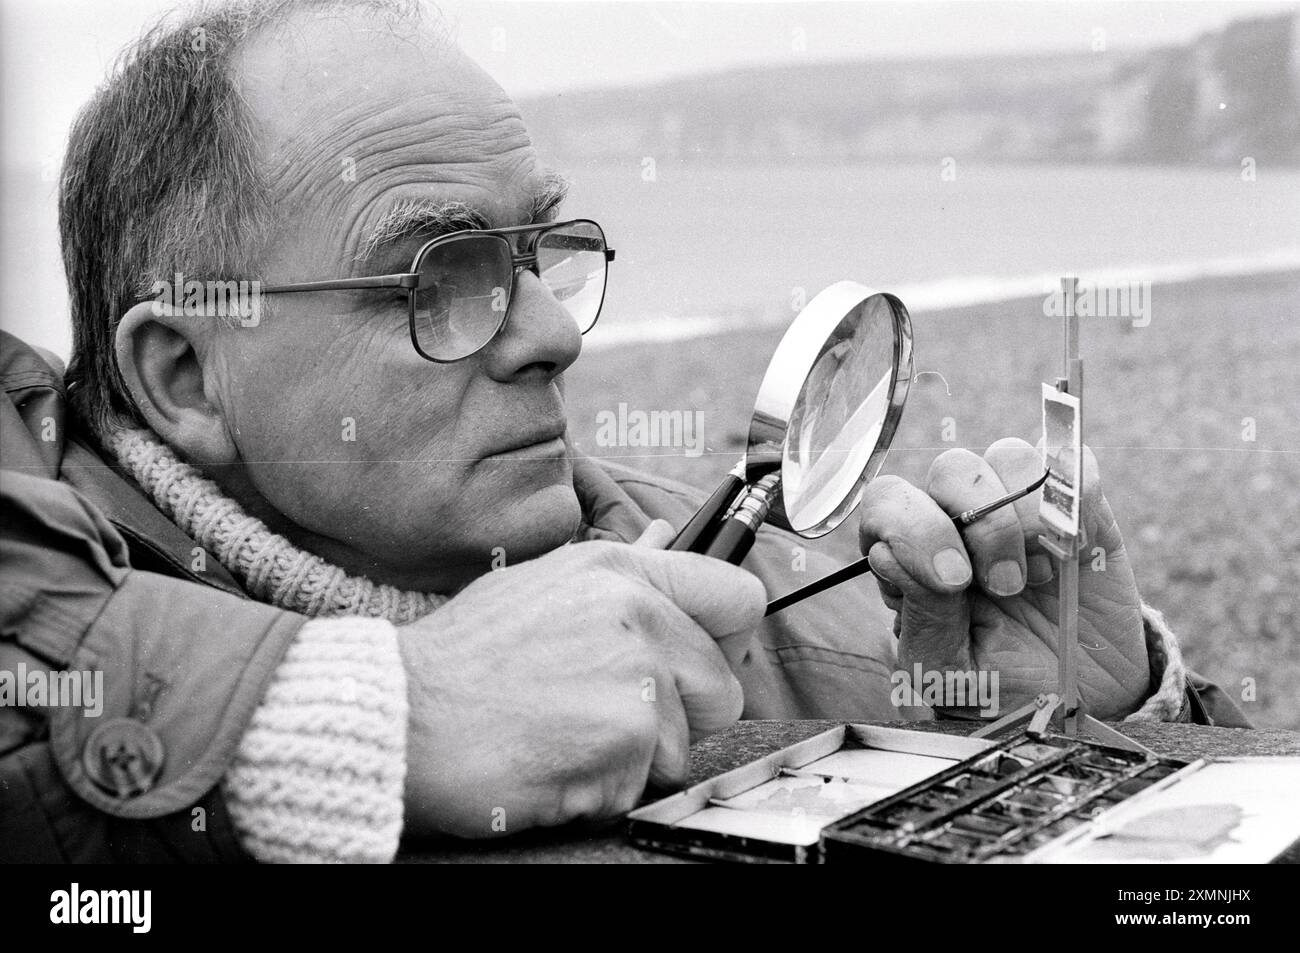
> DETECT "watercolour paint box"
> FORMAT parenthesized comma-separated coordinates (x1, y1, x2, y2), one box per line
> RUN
(625, 725, 1300, 864)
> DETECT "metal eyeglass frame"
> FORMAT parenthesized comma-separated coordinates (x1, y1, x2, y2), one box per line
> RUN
(252, 218, 616, 363)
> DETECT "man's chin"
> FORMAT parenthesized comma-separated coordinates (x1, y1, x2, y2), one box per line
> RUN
(479, 477, 583, 561)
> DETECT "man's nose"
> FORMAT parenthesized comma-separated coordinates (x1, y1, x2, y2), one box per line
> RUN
(479, 268, 583, 382)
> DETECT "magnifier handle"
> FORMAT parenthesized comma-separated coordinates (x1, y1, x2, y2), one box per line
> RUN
(668, 472, 746, 552)
(701, 473, 781, 564)
(703, 518, 759, 565)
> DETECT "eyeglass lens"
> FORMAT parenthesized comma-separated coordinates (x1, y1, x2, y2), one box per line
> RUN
(412, 221, 608, 360)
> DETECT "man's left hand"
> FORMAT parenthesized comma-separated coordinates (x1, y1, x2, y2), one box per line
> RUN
(858, 437, 1151, 720)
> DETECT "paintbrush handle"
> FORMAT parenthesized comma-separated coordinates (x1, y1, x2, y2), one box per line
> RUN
(764, 555, 876, 616)
(763, 512, 963, 616)
(763, 471, 1049, 617)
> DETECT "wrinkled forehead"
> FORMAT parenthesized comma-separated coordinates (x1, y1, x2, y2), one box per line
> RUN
(231, 10, 543, 261)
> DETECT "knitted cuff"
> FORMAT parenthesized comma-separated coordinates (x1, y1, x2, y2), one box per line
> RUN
(1122, 603, 1190, 724)
(222, 616, 408, 863)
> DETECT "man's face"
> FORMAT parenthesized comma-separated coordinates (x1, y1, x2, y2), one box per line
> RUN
(207, 13, 584, 591)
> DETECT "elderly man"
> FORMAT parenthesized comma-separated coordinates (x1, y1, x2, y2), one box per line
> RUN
(0, 0, 1245, 864)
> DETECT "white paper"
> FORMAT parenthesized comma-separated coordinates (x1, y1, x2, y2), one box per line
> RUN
(1037, 759, 1300, 864)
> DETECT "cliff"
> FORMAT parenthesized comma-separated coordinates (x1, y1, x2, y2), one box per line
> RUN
(519, 13, 1300, 165)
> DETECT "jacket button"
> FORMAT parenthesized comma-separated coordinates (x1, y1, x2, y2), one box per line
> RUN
(83, 718, 165, 798)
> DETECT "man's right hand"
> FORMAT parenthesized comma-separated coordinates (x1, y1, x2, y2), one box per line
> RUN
(396, 539, 766, 839)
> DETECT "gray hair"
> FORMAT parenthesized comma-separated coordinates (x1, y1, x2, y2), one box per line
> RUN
(60, 0, 424, 438)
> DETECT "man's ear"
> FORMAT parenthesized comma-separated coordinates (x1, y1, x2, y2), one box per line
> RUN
(115, 300, 239, 465)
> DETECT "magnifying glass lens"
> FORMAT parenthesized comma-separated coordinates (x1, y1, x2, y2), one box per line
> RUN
(782, 293, 902, 535)
(676, 282, 912, 557)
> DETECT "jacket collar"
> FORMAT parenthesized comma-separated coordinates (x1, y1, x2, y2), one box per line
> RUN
(61, 433, 247, 597)
(572, 451, 652, 543)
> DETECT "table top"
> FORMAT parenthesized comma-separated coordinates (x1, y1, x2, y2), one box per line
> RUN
(399, 718, 1300, 864)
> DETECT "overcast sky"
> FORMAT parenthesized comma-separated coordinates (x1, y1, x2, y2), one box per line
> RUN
(2, 0, 1297, 169)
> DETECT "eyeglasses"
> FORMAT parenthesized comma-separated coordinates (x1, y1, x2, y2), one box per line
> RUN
(256, 219, 615, 362)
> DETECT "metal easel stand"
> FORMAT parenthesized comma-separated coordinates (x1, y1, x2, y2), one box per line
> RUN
(970, 689, 1150, 754)
(972, 277, 1151, 756)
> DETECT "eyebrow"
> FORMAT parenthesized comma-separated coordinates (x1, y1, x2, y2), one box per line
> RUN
(355, 170, 572, 265)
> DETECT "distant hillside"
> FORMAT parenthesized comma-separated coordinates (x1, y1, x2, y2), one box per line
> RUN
(520, 13, 1300, 165)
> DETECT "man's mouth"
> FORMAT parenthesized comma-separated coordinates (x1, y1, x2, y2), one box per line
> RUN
(483, 423, 569, 460)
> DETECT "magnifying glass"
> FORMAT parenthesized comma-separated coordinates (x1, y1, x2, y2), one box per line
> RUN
(669, 281, 1047, 616)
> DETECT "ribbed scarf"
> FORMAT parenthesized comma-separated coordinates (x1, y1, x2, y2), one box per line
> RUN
(106, 427, 448, 624)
